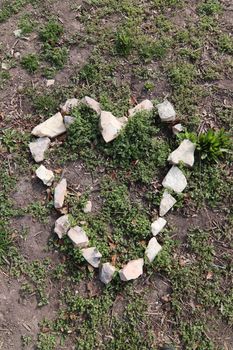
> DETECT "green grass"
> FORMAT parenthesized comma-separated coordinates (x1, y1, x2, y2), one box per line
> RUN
(21, 53, 40, 73)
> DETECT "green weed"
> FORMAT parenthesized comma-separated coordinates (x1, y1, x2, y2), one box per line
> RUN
(21, 53, 40, 73)
(39, 19, 63, 46)
(115, 26, 134, 56)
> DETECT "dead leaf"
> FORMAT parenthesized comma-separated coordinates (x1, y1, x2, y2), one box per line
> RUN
(206, 271, 213, 280)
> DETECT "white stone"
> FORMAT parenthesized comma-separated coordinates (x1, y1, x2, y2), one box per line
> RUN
(54, 179, 67, 209)
(151, 217, 167, 236)
(168, 139, 196, 167)
(64, 115, 75, 127)
(67, 226, 89, 248)
(61, 98, 79, 114)
(46, 79, 55, 87)
(81, 247, 102, 268)
(36, 165, 54, 186)
(83, 200, 92, 213)
(29, 137, 51, 162)
(159, 191, 176, 217)
(1, 62, 9, 70)
(145, 237, 162, 262)
(172, 123, 183, 135)
(54, 214, 71, 239)
(162, 166, 187, 193)
(82, 96, 101, 115)
(119, 259, 144, 281)
(157, 100, 176, 122)
(99, 111, 126, 143)
(99, 263, 116, 284)
(128, 99, 153, 117)
(32, 112, 66, 138)
(14, 29, 22, 38)
(14, 52, 21, 59)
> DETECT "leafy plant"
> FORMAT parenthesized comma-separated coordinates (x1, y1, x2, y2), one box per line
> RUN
(115, 27, 134, 56)
(21, 54, 39, 73)
(39, 19, 63, 46)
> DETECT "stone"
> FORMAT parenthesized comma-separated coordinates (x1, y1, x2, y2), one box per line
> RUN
(157, 100, 176, 122)
(81, 247, 102, 268)
(29, 137, 51, 162)
(159, 191, 176, 217)
(46, 79, 55, 87)
(100, 111, 126, 143)
(162, 166, 187, 193)
(1, 62, 9, 70)
(119, 259, 144, 281)
(82, 96, 101, 115)
(83, 200, 92, 213)
(128, 99, 153, 117)
(54, 178, 67, 209)
(151, 217, 167, 236)
(14, 52, 21, 59)
(36, 165, 54, 186)
(32, 112, 66, 138)
(60, 98, 79, 114)
(64, 115, 75, 127)
(67, 226, 89, 248)
(99, 263, 116, 284)
(172, 123, 183, 135)
(14, 29, 22, 38)
(168, 139, 196, 167)
(145, 237, 162, 262)
(54, 214, 71, 239)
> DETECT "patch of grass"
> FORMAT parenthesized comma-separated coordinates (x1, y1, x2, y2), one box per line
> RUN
(19, 14, 35, 34)
(36, 333, 56, 350)
(217, 34, 233, 54)
(197, 0, 222, 16)
(0, 70, 10, 88)
(39, 19, 63, 46)
(115, 26, 134, 56)
(42, 44, 68, 69)
(21, 53, 40, 73)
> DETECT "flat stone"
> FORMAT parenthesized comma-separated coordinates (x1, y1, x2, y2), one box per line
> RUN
(162, 166, 187, 193)
(119, 258, 144, 281)
(157, 100, 176, 122)
(64, 115, 75, 127)
(151, 217, 167, 236)
(54, 178, 67, 209)
(145, 237, 162, 262)
(168, 139, 195, 167)
(60, 98, 79, 114)
(159, 191, 176, 217)
(36, 165, 54, 186)
(83, 200, 92, 213)
(128, 99, 153, 117)
(46, 79, 55, 87)
(99, 111, 126, 143)
(1, 62, 9, 70)
(54, 214, 71, 239)
(67, 226, 89, 248)
(99, 262, 116, 284)
(32, 112, 66, 138)
(82, 96, 101, 115)
(29, 137, 51, 163)
(81, 247, 102, 268)
(172, 123, 183, 135)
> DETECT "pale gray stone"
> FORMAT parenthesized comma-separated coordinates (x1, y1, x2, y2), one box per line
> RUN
(99, 111, 126, 143)
(81, 247, 102, 268)
(14, 29, 22, 38)
(46, 79, 55, 87)
(157, 100, 176, 122)
(83, 200, 92, 213)
(119, 259, 144, 281)
(1, 62, 9, 70)
(82, 96, 101, 115)
(67, 226, 89, 248)
(32, 112, 66, 138)
(29, 137, 51, 162)
(54, 179, 67, 209)
(60, 98, 79, 114)
(162, 166, 187, 193)
(128, 99, 153, 117)
(99, 263, 116, 284)
(172, 123, 183, 135)
(54, 214, 71, 239)
(151, 217, 167, 236)
(36, 165, 54, 186)
(64, 115, 75, 127)
(159, 191, 176, 217)
(145, 237, 162, 262)
(168, 139, 196, 167)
